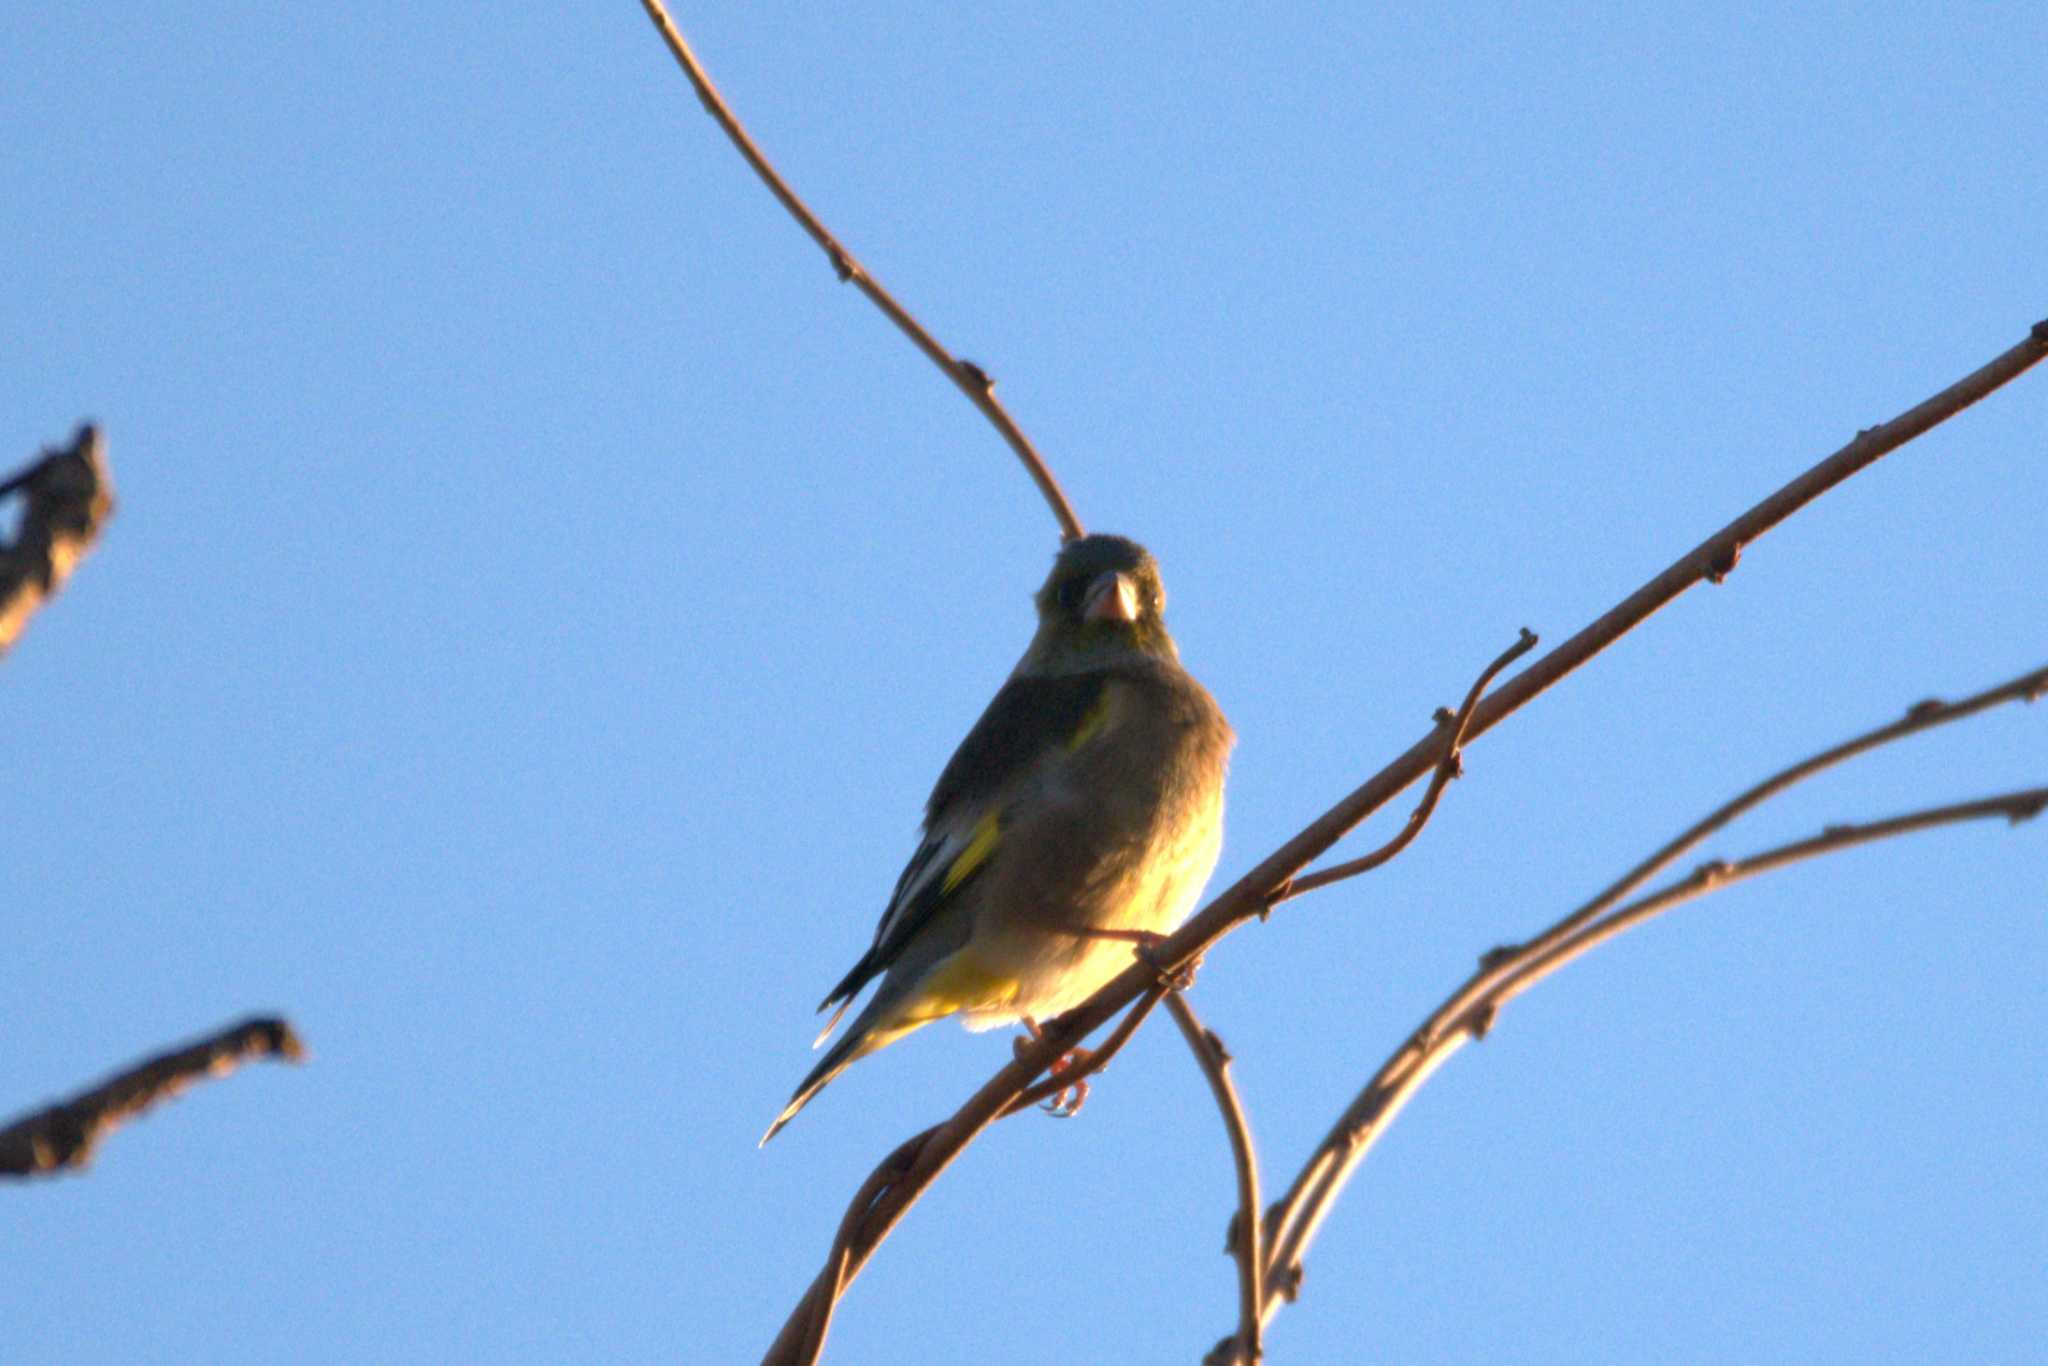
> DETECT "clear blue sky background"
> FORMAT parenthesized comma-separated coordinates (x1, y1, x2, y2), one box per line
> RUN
(5, 5, 2043, 1362)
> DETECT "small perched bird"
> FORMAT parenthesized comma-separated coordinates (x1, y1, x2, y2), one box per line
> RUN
(762, 534, 1233, 1144)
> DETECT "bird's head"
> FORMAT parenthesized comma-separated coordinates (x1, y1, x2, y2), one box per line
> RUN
(1024, 533, 1177, 673)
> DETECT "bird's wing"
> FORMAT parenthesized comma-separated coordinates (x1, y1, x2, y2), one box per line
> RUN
(812, 670, 1113, 1032)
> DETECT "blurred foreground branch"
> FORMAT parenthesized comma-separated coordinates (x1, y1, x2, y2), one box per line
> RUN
(0, 423, 113, 657)
(0, 1017, 306, 1180)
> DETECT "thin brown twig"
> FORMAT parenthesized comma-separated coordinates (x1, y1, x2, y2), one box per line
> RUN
(0, 1017, 306, 1179)
(0, 423, 114, 658)
(1162, 993, 1265, 1366)
(798, 1241, 854, 1363)
(1257, 660, 2048, 1277)
(635, 1, 1086, 543)
(1255, 786, 2048, 1332)
(1497, 787, 2048, 1006)
(1273, 628, 1537, 906)
(1444, 661, 2048, 1042)
(1254, 665, 2048, 1336)
(762, 323, 2046, 1357)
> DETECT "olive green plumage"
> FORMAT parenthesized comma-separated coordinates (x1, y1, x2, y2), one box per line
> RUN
(762, 535, 1233, 1144)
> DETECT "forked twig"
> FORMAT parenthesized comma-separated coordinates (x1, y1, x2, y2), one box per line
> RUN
(1271, 628, 1536, 907)
(1507, 788, 2048, 990)
(763, 323, 2044, 1361)
(1253, 664, 2048, 1338)
(636, 1, 1086, 542)
(0, 1017, 306, 1179)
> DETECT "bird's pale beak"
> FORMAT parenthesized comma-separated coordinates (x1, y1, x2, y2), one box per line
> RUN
(1082, 571, 1139, 624)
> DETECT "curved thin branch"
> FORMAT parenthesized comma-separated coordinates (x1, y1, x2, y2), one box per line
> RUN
(765, 988, 1164, 1364)
(1, 423, 114, 658)
(0, 1016, 306, 1179)
(1497, 787, 2048, 1005)
(764, 324, 2046, 1357)
(636, 1, 1086, 543)
(1254, 658, 2048, 1336)
(1436, 661, 2048, 1049)
(1272, 628, 1536, 906)
(1162, 992, 1264, 1366)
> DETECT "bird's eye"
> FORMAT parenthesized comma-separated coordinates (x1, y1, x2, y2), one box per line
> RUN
(1055, 576, 1087, 614)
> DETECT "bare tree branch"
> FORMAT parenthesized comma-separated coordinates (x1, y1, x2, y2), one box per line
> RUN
(1162, 992, 1264, 1366)
(0, 1017, 306, 1180)
(762, 322, 2045, 1361)
(635, 1, 1087, 543)
(1254, 666, 2048, 1338)
(1497, 788, 2048, 1004)
(0, 423, 114, 658)
(1271, 628, 1536, 906)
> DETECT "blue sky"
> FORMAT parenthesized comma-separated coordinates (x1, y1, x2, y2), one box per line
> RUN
(5, 5, 2043, 1362)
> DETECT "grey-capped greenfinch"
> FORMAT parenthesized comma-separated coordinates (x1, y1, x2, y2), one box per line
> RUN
(763, 534, 1232, 1144)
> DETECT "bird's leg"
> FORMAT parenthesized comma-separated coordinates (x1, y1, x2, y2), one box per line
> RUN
(1015, 1015, 1093, 1118)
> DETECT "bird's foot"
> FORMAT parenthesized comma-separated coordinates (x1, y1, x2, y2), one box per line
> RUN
(1041, 1046, 1093, 1118)
(1015, 1016, 1093, 1118)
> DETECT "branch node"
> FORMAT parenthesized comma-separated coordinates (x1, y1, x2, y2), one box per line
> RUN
(1274, 1260, 1305, 1303)
(1432, 705, 1456, 727)
(1, 423, 116, 658)
(1478, 942, 1520, 971)
(1138, 940, 1199, 993)
(1905, 696, 1947, 720)
(957, 359, 995, 395)
(1705, 540, 1743, 584)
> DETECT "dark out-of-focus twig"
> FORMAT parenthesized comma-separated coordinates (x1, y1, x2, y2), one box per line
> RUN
(0, 1017, 306, 1180)
(635, 0, 1086, 543)
(0, 423, 114, 658)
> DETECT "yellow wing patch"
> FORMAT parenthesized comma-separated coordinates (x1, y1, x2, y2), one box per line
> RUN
(1064, 686, 1118, 753)
(942, 808, 1004, 893)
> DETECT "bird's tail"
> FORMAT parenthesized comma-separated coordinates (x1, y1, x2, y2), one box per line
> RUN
(759, 1001, 931, 1146)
